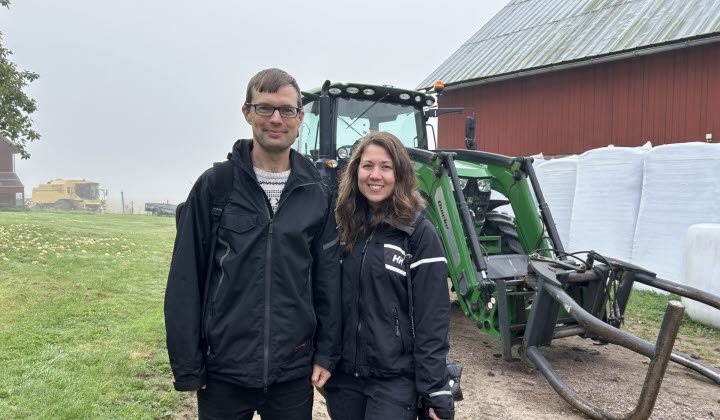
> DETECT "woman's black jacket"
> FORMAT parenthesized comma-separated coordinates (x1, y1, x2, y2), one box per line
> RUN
(164, 139, 341, 391)
(338, 211, 451, 399)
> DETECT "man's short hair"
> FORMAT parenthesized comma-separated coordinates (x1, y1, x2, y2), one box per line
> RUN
(245, 68, 302, 108)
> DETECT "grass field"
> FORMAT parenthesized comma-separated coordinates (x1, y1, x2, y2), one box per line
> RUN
(0, 210, 717, 419)
(0, 210, 184, 419)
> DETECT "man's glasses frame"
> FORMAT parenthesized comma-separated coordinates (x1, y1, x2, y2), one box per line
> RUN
(245, 103, 302, 118)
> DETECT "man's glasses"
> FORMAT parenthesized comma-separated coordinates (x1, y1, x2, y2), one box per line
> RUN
(246, 103, 302, 118)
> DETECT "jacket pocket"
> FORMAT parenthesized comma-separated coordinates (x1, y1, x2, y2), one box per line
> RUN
(393, 307, 405, 354)
(205, 214, 258, 356)
(219, 214, 257, 234)
(213, 214, 258, 308)
(289, 339, 313, 361)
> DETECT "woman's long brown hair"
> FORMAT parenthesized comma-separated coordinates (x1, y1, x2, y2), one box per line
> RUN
(336, 131, 424, 253)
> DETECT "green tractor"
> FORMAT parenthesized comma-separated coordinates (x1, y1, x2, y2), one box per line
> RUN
(298, 81, 720, 419)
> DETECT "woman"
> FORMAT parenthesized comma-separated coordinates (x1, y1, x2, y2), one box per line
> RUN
(325, 132, 454, 420)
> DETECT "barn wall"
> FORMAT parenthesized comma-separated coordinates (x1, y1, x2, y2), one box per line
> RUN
(437, 42, 720, 155)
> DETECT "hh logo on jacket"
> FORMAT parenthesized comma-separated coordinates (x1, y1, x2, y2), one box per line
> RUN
(384, 243, 407, 277)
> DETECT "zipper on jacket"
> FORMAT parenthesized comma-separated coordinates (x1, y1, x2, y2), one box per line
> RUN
(206, 237, 231, 356)
(393, 307, 400, 337)
(353, 231, 375, 377)
(211, 238, 232, 313)
(263, 219, 273, 392)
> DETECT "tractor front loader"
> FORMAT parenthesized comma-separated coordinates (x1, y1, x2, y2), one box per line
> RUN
(298, 81, 720, 419)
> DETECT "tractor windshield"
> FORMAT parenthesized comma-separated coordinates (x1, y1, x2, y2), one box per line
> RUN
(296, 97, 426, 160)
(75, 183, 99, 200)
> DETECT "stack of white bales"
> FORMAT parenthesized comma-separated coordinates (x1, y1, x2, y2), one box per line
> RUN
(631, 142, 720, 291)
(568, 147, 647, 261)
(682, 224, 720, 328)
(534, 156, 578, 249)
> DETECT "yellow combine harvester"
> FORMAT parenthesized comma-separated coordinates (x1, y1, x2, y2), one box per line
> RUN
(30, 179, 106, 212)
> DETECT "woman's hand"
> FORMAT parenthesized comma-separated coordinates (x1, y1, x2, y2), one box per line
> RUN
(428, 407, 443, 420)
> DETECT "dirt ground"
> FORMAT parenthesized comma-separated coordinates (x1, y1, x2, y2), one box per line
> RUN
(174, 302, 720, 420)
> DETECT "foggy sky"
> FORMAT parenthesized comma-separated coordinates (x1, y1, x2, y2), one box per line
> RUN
(1, 0, 508, 210)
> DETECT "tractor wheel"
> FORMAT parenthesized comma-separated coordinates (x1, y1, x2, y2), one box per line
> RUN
(54, 200, 76, 211)
(484, 212, 524, 254)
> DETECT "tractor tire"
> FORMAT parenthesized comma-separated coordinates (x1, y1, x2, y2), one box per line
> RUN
(484, 212, 524, 254)
(54, 200, 76, 211)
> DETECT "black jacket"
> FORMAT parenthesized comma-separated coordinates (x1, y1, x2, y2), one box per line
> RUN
(165, 139, 341, 391)
(338, 211, 450, 398)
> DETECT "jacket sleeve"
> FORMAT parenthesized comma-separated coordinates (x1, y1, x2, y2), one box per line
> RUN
(310, 191, 342, 372)
(164, 169, 213, 391)
(410, 220, 451, 397)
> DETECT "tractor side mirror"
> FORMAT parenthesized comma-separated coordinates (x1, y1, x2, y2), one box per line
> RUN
(465, 115, 477, 150)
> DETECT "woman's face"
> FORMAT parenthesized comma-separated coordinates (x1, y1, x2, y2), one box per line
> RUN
(357, 144, 396, 208)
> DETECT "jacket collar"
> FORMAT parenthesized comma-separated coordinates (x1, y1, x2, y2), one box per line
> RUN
(230, 139, 321, 185)
(394, 207, 427, 237)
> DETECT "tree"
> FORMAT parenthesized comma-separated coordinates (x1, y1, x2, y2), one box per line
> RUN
(0, 0, 40, 159)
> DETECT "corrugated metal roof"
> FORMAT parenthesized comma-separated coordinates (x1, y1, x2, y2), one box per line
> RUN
(419, 0, 720, 89)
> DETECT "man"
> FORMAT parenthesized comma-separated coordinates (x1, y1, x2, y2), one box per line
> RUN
(165, 68, 341, 420)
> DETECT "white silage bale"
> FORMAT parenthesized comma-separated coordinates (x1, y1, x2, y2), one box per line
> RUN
(568, 147, 646, 261)
(681, 224, 720, 329)
(632, 143, 720, 292)
(535, 156, 578, 249)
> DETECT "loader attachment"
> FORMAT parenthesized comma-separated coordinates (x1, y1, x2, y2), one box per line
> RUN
(521, 257, 720, 419)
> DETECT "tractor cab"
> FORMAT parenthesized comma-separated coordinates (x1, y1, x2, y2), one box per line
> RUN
(297, 83, 434, 166)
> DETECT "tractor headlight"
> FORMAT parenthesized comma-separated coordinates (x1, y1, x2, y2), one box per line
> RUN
(477, 179, 492, 192)
(458, 178, 468, 190)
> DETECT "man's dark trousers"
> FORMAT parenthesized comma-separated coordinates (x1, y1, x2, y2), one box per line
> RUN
(197, 376, 313, 420)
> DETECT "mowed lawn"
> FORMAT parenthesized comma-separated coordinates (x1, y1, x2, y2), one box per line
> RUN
(0, 210, 184, 419)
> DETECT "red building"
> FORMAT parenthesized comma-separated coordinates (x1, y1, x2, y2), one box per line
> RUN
(419, 0, 720, 156)
(0, 136, 24, 207)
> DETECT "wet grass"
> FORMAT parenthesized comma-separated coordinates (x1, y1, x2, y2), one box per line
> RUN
(0, 210, 182, 418)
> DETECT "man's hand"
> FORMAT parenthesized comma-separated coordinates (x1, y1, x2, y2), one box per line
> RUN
(311, 364, 331, 389)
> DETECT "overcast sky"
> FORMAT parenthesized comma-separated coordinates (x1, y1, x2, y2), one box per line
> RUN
(1, 0, 508, 210)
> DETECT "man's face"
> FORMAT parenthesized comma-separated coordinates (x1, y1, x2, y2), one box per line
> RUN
(242, 85, 304, 155)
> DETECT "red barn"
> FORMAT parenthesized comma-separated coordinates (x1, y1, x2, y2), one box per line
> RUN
(419, 0, 720, 156)
(0, 136, 24, 207)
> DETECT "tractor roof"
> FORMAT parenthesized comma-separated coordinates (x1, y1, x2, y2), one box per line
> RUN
(302, 82, 435, 108)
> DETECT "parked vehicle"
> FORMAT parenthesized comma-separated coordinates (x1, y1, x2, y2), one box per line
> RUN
(30, 179, 106, 212)
(145, 202, 177, 216)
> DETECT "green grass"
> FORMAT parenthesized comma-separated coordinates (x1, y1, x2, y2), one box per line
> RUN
(0, 211, 184, 419)
(624, 289, 720, 361)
